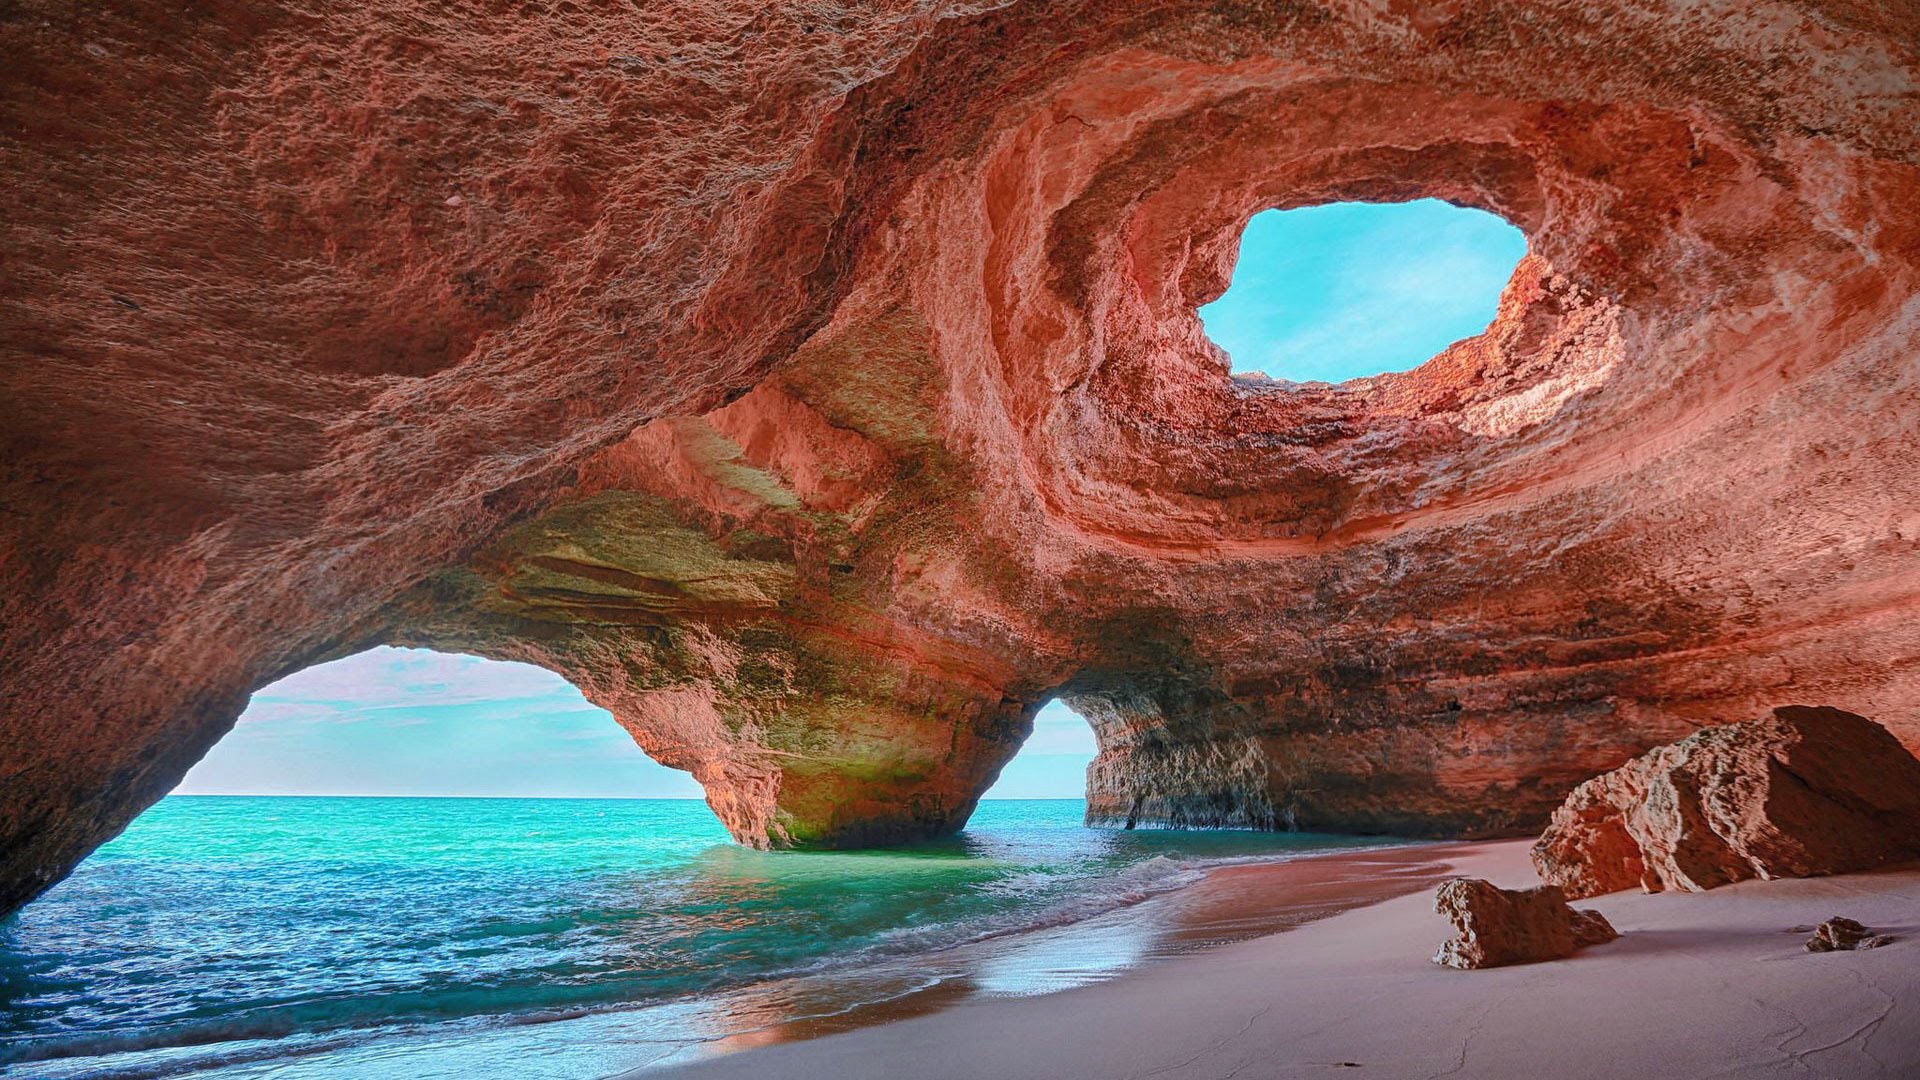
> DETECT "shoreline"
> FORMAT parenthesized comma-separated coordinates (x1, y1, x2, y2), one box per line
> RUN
(29, 833, 1919, 1079)
(14, 827, 1440, 1080)
(642, 839, 1920, 1080)
(641, 840, 1471, 1067)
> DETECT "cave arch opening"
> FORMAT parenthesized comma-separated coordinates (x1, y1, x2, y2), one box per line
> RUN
(980, 699, 1101, 801)
(1198, 198, 1527, 383)
(170, 646, 706, 802)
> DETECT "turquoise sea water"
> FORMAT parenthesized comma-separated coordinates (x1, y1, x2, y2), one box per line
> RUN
(0, 797, 1394, 1079)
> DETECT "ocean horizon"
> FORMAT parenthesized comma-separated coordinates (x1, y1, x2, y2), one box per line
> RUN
(158, 793, 1088, 801)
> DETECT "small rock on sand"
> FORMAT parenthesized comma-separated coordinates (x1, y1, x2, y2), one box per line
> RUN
(1432, 878, 1618, 970)
(1804, 916, 1894, 952)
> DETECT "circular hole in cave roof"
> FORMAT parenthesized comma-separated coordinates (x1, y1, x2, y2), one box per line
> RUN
(1199, 199, 1527, 384)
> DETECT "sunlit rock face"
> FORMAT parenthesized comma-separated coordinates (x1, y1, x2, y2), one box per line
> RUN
(4, 1, 1920, 913)
(1532, 707, 1920, 899)
(1430, 878, 1616, 970)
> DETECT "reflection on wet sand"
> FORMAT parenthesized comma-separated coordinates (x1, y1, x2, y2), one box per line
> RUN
(634, 842, 1466, 1074)
(697, 975, 981, 1055)
(1155, 844, 1471, 952)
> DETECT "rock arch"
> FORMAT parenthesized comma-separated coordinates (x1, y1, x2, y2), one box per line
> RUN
(5, 0, 1919, 914)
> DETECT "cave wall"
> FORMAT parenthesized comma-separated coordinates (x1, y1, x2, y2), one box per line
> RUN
(3, 0, 1918, 913)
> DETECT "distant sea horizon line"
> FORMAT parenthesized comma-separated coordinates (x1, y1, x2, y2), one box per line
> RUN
(164, 792, 1089, 801)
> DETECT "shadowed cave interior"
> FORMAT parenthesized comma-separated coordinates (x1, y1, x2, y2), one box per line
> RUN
(4, 0, 1918, 922)
(146, 199, 1528, 840)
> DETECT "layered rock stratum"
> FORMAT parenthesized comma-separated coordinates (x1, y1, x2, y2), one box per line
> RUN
(4, 1, 1920, 914)
(1532, 706, 1920, 898)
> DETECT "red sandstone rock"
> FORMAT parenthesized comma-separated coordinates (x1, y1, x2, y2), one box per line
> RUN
(1532, 707, 1920, 900)
(1569, 908, 1620, 949)
(1431, 878, 1617, 970)
(1803, 917, 1892, 952)
(5, 2, 1920, 915)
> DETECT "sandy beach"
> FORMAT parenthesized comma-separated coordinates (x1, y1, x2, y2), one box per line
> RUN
(642, 840, 1920, 1080)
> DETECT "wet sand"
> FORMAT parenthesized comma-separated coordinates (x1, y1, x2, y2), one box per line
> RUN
(671, 842, 1464, 1058)
(639, 839, 1920, 1080)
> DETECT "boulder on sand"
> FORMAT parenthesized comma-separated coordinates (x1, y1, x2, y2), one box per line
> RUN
(1432, 878, 1617, 970)
(1532, 706, 1920, 900)
(1804, 917, 1894, 952)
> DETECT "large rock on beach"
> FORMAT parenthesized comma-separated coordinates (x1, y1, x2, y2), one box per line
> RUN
(1533, 707, 1920, 900)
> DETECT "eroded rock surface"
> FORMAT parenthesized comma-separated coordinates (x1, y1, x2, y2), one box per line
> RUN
(6, 1, 1920, 913)
(1804, 917, 1893, 952)
(1570, 908, 1620, 949)
(1431, 878, 1616, 970)
(1533, 707, 1920, 899)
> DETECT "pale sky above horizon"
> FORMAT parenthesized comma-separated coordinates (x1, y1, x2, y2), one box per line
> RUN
(178, 201, 1524, 801)
(177, 647, 1101, 799)
(1199, 198, 1526, 382)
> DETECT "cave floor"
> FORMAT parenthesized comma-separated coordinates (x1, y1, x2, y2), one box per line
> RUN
(643, 839, 1920, 1080)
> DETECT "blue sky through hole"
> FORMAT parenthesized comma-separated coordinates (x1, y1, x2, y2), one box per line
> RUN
(1198, 199, 1526, 382)
(178, 647, 1100, 799)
